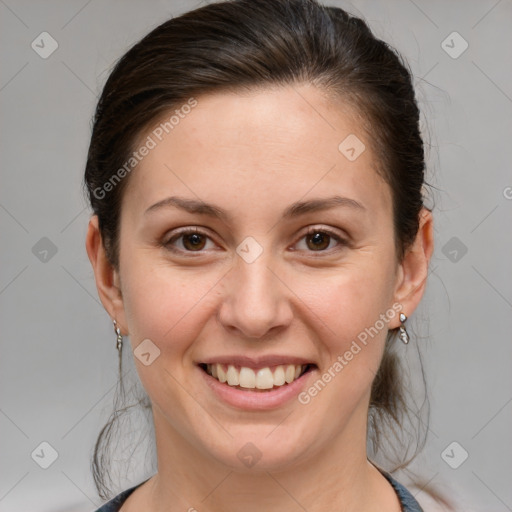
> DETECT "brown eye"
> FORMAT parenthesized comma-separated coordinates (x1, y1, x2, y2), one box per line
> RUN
(182, 232, 207, 251)
(164, 228, 215, 253)
(293, 227, 348, 254)
(305, 231, 331, 251)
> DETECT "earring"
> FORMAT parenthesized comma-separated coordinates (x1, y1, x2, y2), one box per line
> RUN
(398, 312, 410, 344)
(113, 319, 123, 352)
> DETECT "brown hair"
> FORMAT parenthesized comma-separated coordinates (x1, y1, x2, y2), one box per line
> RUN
(84, 0, 449, 506)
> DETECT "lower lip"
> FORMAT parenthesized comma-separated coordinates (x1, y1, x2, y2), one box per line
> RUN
(198, 366, 316, 411)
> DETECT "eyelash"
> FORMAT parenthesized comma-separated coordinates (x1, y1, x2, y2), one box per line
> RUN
(163, 226, 349, 256)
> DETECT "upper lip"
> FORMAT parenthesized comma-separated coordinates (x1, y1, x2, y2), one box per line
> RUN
(197, 355, 317, 368)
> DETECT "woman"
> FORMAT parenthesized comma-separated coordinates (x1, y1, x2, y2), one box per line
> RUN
(84, 0, 441, 510)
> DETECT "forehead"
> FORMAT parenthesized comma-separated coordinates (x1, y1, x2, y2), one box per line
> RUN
(122, 84, 391, 222)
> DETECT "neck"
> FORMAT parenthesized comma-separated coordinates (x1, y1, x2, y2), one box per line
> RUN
(141, 401, 397, 512)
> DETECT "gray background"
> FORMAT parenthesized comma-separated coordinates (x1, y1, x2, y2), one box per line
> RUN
(1, 0, 511, 510)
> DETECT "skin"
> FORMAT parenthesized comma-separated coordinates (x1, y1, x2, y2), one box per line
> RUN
(86, 84, 434, 512)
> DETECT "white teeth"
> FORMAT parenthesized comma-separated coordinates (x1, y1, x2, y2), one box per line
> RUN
(205, 363, 308, 389)
(285, 364, 295, 383)
(273, 366, 285, 386)
(239, 367, 256, 388)
(255, 368, 274, 389)
(217, 364, 227, 383)
(226, 365, 239, 386)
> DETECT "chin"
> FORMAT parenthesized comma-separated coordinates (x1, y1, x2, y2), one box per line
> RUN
(198, 424, 316, 473)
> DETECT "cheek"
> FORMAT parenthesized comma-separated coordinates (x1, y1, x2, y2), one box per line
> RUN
(298, 266, 392, 348)
(121, 263, 220, 354)
(122, 257, 394, 357)
(292, 271, 393, 419)
(120, 265, 223, 421)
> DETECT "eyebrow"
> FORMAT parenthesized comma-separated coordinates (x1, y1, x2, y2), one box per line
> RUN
(144, 194, 366, 220)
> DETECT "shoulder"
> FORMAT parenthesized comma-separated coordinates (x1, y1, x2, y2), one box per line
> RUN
(380, 471, 425, 512)
(91, 480, 149, 512)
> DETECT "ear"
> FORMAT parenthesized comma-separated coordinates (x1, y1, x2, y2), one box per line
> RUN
(390, 207, 434, 328)
(85, 215, 128, 335)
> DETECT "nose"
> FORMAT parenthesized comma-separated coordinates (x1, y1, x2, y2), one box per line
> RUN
(217, 250, 293, 340)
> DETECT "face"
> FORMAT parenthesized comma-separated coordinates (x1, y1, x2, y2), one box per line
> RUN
(98, 84, 418, 472)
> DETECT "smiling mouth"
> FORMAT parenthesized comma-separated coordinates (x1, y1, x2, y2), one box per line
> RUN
(198, 363, 316, 391)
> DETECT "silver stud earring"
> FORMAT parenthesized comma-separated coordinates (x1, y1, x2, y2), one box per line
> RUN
(113, 319, 123, 352)
(398, 312, 409, 344)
